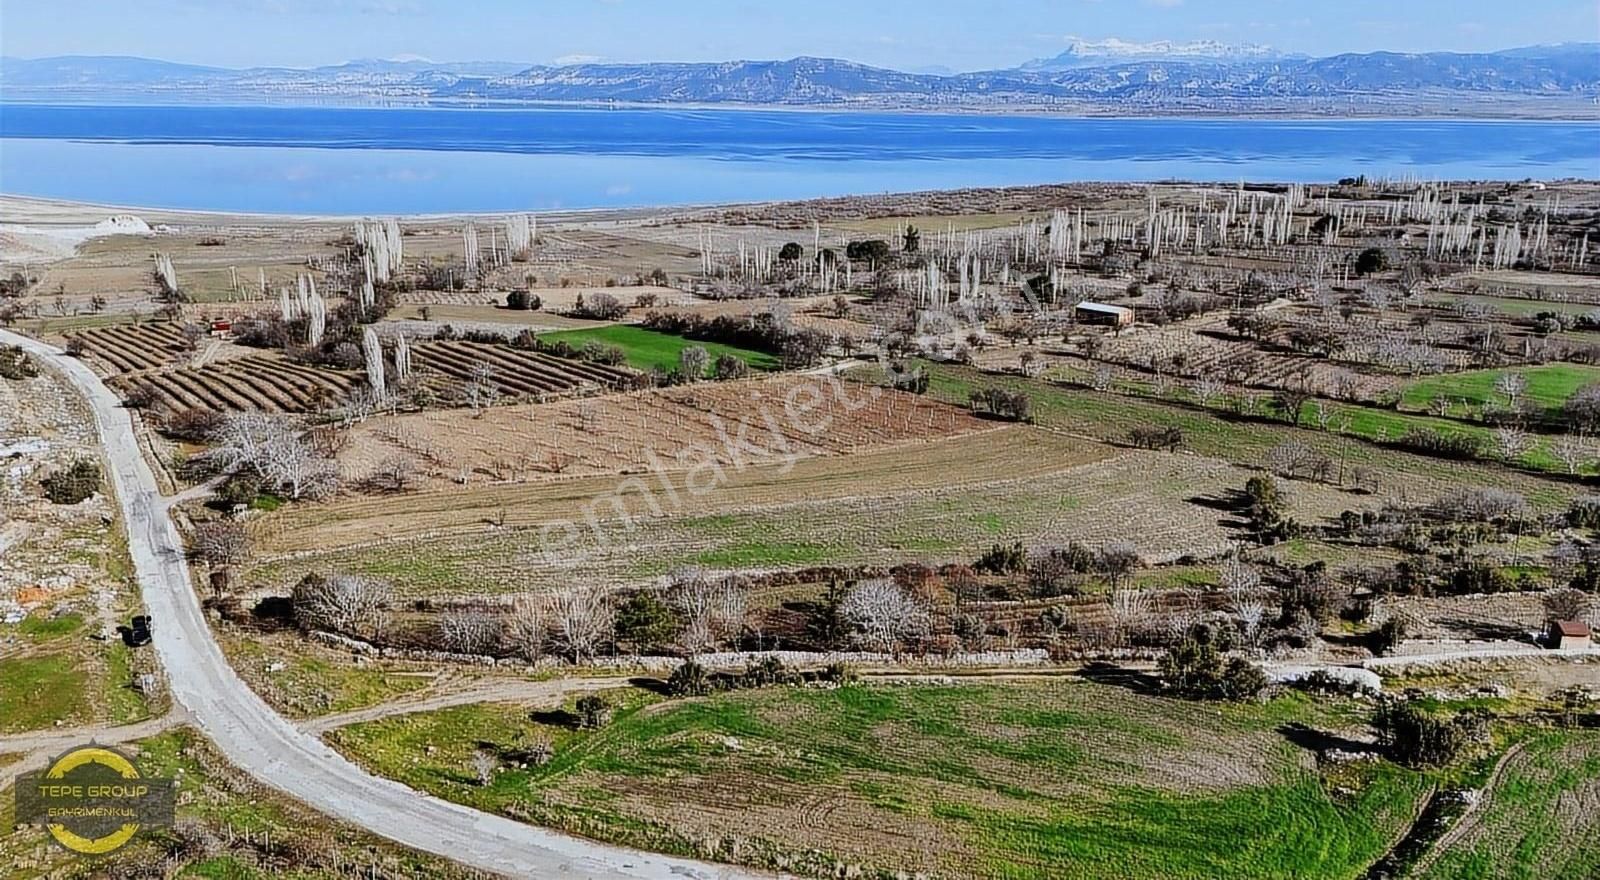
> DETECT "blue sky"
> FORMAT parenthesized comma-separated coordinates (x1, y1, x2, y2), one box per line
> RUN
(2, 0, 1595, 70)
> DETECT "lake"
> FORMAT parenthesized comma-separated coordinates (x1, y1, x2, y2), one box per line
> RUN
(1, 103, 1596, 214)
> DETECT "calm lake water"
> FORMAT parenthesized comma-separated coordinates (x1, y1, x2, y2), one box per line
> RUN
(1, 103, 1596, 214)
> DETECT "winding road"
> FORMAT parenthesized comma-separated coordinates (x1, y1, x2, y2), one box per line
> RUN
(0, 329, 767, 880)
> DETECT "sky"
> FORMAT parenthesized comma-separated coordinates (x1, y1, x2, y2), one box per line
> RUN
(1, 0, 1596, 71)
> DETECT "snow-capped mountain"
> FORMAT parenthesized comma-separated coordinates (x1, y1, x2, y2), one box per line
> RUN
(1021, 38, 1291, 71)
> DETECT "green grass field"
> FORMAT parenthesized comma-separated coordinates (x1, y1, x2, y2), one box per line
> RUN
(328, 680, 1427, 879)
(1401, 364, 1600, 418)
(0, 654, 89, 733)
(900, 362, 1577, 495)
(538, 325, 779, 373)
(1415, 730, 1600, 880)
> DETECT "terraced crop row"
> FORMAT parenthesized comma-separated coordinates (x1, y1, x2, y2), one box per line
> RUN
(70, 323, 189, 374)
(413, 340, 635, 398)
(113, 355, 362, 414)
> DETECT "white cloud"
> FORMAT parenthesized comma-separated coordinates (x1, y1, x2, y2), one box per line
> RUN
(553, 54, 602, 66)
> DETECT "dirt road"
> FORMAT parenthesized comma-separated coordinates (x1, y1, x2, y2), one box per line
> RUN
(0, 328, 768, 880)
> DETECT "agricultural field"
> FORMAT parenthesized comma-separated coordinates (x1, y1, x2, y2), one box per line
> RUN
(111, 351, 366, 414)
(335, 374, 991, 488)
(8, 177, 1600, 880)
(326, 680, 1426, 880)
(1413, 730, 1600, 880)
(1400, 363, 1600, 416)
(412, 338, 638, 400)
(537, 324, 781, 373)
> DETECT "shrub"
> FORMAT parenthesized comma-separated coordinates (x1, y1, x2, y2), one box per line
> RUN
(667, 659, 712, 696)
(614, 592, 679, 652)
(975, 541, 1027, 575)
(570, 292, 626, 320)
(1366, 618, 1407, 656)
(1128, 425, 1183, 451)
(1158, 633, 1266, 701)
(1355, 247, 1387, 276)
(506, 290, 541, 311)
(0, 345, 39, 380)
(42, 459, 101, 505)
(845, 239, 891, 263)
(1374, 700, 1489, 768)
(713, 353, 750, 381)
(575, 694, 613, 729)
(778, 242, 803, 261)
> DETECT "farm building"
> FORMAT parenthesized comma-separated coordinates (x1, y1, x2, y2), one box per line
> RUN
(1545, 620, 1593, 650)
(1075, 302, 1134, 328)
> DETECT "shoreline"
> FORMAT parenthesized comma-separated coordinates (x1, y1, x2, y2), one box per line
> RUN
(4, 95, 1598, 123)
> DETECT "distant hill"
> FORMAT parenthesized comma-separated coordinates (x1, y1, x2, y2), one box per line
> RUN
(1, 44, 1595, 116)
(1020, 38, 1292, 71)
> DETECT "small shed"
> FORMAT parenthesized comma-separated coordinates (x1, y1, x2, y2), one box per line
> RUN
(1075, 301, 1134, 328)
(1546, 620, 1593, 650)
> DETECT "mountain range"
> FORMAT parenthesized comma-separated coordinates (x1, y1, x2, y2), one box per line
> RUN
(1, 43, 1595, 116)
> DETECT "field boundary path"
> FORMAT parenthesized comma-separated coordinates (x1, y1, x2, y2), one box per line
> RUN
(0, 328, 770, 880)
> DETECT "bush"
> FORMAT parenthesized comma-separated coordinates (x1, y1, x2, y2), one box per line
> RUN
(42, 459, 101, 505)
(969, 387, 1033, 422)
(0, 345, 39, 380)
(575, 694, 613, 729)
(570, 292, 626, 320)
(1366, 618, 1407, 656)
(845, 239, 891, 263)
(1355, 247, 1387, 276)
(614, 592, 679, 652)
(778, 242, 803, 261)
(1566, 496, 1600, 529)
(1128, 425, 1183, 451)
(666, 659, 712, 696)
(1374, 700, 1489, 768)
(161, 407, 226, 443)
(975, 541, 1027, 575)
(713, 353, 750, 381)
(506, 290, 541, 311)
(740, 657, 799, 688)
(1158, 633, 1266, 701)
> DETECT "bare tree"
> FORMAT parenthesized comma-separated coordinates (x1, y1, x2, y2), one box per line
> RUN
(1495, 372, 1527, 406)
(1095, 541, 1141, 589)
(1108, 588, 1151, 647)
(1544, 588, 1593, 623)
(1235, 599, 1266, 648)
(463, 363, 500, 415)
(191, 521, 250, 567)
(210, 412, 338, 500)
(504, 594, 549, 662)
(1219, 555, 1262, 597)
(438, 609, 503, 655)
(1495, 426, 1533, 462)
(1190, 376, 1224, 407)
(362, 327, 386, 395)
(549, 587, 613, 662)
(291, 574, 391, 640)
(840, 578, 929, 653)
(678, 346, 710, 382)
(1553, 434, 1594, 476)
(671, 570, 747, 653)
(471, 749, 498, 786)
